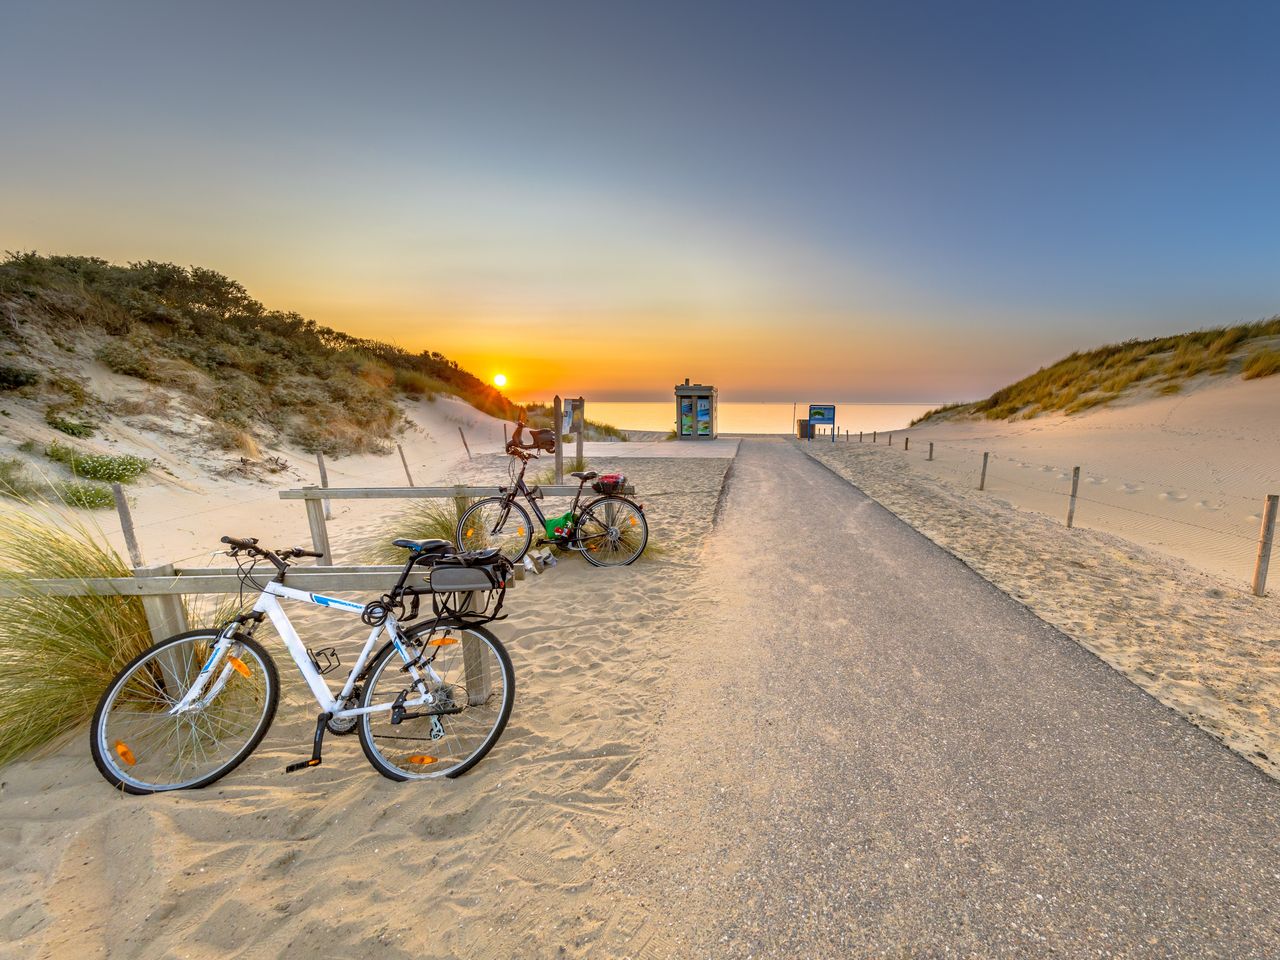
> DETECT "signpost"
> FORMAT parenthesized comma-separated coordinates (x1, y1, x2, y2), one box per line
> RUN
(808, 403, 836, 442)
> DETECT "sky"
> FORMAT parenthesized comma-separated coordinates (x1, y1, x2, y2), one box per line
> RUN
(2, 0, 1278, 402)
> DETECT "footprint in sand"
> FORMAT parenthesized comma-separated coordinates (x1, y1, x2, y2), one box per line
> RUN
(1160, 490, 1189, 503)
(1086, 476, 1106, 485)
(1193, 500, 1222, 512)
(1039, 465, 1054, 472)
(1119, 482, 1142, 494)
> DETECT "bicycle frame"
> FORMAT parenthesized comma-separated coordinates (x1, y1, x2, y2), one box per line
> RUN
(169, 580, 438, 721)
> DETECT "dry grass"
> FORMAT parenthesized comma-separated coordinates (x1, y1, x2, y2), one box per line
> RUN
(914, 317, 1280, 424)
(365, 496, 476, 564)
(0, 508, 154, 767)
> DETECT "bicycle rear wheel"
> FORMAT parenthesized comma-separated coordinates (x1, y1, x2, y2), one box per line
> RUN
(90, 631, 278, 794)
(577, 496, 648, 566)
(358, 624, 514, 780)
(457, 497, 533, 563)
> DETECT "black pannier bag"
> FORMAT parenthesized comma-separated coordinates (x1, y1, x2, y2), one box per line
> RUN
(530, 428, 556, 452)
(591, 473, 626, 495)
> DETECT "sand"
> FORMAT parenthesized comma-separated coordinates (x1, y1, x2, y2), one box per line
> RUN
(888, 372, 1280, 586)
(0, 446, 731, 958)
(801, 437, 1280, 782)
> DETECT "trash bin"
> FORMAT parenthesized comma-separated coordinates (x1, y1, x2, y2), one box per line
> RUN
(796, 419, 811, 439)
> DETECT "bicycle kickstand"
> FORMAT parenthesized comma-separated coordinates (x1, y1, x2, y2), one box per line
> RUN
(285, 712, 332, 773)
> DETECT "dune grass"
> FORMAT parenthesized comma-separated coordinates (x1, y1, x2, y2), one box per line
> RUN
(46, 442, 149, 483)
(365, 496, 476, 564)
(912, 317, 1280, 424)
(0, 509, 155, 767)
(1242, 346, 1280, 380)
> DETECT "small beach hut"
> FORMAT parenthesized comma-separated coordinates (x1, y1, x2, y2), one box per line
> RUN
(675, 379, 717, 439)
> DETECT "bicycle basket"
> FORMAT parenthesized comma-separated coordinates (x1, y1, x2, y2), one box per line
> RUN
(530, 428, 556, 452)
(591, 473, 626, 495)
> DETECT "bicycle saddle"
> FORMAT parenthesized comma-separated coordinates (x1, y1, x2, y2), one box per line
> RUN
(570, 471, 598, 481)
(392, 538, 452, 555)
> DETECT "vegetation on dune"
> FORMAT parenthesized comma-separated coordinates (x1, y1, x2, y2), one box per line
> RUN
(913, 317, 1280, 424)
(46, 442, 149, 483)
(522, 402, 630, 442)
(366, 496, 476, 564)
(1, 253, 526, 456)
(0, 509, 155, 766)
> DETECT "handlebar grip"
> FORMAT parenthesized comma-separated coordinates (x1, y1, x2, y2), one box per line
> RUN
(221, 536, 259, 549)
(295, 548, 324, 559)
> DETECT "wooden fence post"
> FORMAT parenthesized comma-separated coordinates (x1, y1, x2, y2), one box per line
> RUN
(1066, 466, 1081, 528)
(316, 452, 332, 520)
(462, 632, 492, 706)
(904, 436, 909, 451)
(458, 426, 472, 460)
(859, 431, 863, 442)
(1252, 494, 1279, 597)
(888, 432, 893, 446)
(553, 395, 564, 484)
(576, 396, 585, 467)
(112, 483, 144, 567)
(872, 430, 877, 443)
(979, 452, 989, 491)
(304, 492, 333, 565)
(397, 444, 416, 486)
(135, 563, 188, 643)
(927, 442, 934, 461)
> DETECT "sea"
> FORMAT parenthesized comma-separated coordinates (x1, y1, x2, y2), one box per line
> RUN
(519, 401, 940, 436)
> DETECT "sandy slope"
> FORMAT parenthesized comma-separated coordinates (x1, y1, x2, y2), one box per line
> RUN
(887, 372, 1280, 586)
(0, 453, 730, 960)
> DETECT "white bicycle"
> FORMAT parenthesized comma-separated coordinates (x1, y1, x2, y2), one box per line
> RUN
(91, 535, 516, 794)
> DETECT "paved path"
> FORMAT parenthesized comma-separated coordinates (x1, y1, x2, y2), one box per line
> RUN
(623, 439, 1280, 958)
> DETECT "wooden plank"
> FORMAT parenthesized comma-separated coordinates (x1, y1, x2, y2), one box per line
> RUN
(1252, 494, 1279, 597)
(1066, 466, 1081, 529)
(553, 395, 564, 484)
(280, 484, 633, 500)
(316, 452, 332, 520)
(462, 633, 491, 706)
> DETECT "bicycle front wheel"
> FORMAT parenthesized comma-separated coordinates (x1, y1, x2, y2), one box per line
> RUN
(577, 496, 649, 566)
(90, 631, 278, 794)
(358, 624, 514, 781)
(457, 497, 533, 563)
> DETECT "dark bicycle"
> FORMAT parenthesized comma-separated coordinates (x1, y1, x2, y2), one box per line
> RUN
(456, 421, 648, 567)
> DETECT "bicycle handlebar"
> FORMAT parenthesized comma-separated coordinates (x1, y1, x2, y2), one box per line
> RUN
(221, 537, 324, 568)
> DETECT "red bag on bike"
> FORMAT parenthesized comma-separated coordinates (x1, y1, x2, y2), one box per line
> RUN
(591, 474, 626, 495)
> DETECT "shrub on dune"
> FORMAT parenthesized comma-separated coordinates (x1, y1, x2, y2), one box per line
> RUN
(365, 496, 476, 564)
(1242, 346, 1280, 381)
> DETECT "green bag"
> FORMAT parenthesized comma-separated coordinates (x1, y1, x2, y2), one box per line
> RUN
(543, 511, 575, 539)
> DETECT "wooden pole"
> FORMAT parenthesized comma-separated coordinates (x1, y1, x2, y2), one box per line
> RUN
(888, 432, 893, 446)
(927, 442, 934, 461)
(111, 483, 144, 568)
(904, 436, 909, 451)
(979, 452, 989, 491)
(553, 395, 564, 484)
(1066, 466, 1081, 528)
(134, 563, 188, 643)
(1252, 494, 1279, 597)
(872, 430, 877, 443)
(575, 396, 584, 467)
(304, 494, 333, 565)
(316, 452, 332, 520)
(458, 426, 472, 460)
(397, 444, 416, 486)
(859, 431, 863, 442)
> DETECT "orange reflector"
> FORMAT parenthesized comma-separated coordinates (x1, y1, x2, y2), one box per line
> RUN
(115, 741, 136, 766)
(629, 517, 637, 526)
(427, 636, 458, 647)
(406, 755, 438, 766)
(228, 656, 250, 677)
(517, 527, 525, 536)
(465, 528, 474, 538)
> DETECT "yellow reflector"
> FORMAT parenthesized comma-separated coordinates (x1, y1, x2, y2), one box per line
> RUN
(115, 741, 136, 766)
(406, 755, 438, 766)
(228, 656, 251, 677)
(427, 637, 458, 647)
(465, 528, 474, 538)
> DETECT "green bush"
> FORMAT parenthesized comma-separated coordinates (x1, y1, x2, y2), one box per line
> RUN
(57, 481, 115, 509)
(365, 497, 474, 564)
(95, 339, 160, 380)
(44, 408, 95, 438)
(0, 364, 38, 391)
(0, 457, 39, 499)
(46, 442, 149, 482)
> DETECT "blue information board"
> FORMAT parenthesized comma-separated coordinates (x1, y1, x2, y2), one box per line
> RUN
(808, 404, 836, 442)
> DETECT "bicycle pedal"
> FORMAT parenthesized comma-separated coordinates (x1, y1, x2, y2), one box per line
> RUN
(284, 758, 322, 773)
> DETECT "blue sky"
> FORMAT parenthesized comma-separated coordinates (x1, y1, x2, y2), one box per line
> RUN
(2, 0, 1277, 400)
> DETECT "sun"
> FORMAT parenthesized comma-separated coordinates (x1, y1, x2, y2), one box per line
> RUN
(493, 373, 507, 388)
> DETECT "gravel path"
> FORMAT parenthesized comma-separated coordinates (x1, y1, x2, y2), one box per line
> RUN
(616, 438, 1280, 959)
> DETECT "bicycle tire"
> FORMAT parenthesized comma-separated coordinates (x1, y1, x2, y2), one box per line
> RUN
(577, 496, 649, 567)
(457, 497, 534, 563)
(90, 631, 279, 794)
(357, 623, 514, 781)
